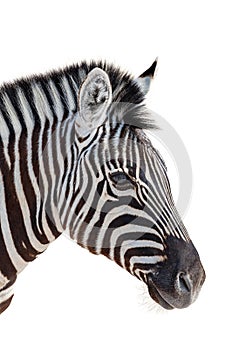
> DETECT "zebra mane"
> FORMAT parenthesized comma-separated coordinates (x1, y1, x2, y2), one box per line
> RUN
(0, 60, 157, 130)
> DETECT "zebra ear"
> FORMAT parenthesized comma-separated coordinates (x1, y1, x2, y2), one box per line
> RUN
(136, 58, 158, 95)
(78, 68, 112, 130)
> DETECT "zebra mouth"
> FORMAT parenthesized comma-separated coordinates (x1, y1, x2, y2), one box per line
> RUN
(147, 275, 174, 310)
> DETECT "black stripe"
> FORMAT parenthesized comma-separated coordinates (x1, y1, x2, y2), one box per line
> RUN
(14, 89, 50, 245)
(124, 247, 162, 272)
(2, 160, 38, 261)
(0, 229, 17, 280)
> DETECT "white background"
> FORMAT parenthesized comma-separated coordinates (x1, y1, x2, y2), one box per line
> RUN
(0, 1, 232, 349)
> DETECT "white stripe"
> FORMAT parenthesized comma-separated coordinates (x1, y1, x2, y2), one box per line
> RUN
(32, 84, 58, 241)
(0, 272, 9, 290)
(0, 111, 11, 168)
(48, 80, 64, 121)
(60, 143, 78, 225)
(111, 123, 124, 170)
(0, 284, 14, 304)
(119, 239, 164, 269)
(61, 76, 76, 111)
(57, 117, 75, 217)
(39, 84, 64, 232)
(129, 255, 165, 275)
(67, 156, 91, 234)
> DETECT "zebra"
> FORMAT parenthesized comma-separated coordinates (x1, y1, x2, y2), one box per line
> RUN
(0, 59, 205, 314)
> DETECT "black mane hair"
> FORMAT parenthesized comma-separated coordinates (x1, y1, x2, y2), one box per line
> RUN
(0, 60, 157, 130)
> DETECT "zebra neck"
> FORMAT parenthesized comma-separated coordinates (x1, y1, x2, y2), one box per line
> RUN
(0, 68, 87, 248)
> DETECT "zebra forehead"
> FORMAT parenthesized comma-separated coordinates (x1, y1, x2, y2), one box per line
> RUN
(110, 126, 164, 160)
(94, 125, 166, 174)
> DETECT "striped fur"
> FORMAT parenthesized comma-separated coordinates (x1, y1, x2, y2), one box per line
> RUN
(0, 60, 205, 313)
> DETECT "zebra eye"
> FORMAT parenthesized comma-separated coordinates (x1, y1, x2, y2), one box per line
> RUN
(110, 171, 135, 191)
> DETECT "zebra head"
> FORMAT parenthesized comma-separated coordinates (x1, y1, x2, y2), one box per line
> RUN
(67, 60, 205, 310)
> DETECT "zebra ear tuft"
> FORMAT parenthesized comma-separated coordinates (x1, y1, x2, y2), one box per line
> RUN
(136, 58, 158, 95)
(78, 68, 112, 129)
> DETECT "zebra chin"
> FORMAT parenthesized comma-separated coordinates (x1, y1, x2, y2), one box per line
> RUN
(147, 276, 174, 310)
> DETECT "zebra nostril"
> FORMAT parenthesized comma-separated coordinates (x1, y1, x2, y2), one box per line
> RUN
(177, 272, 192, 294)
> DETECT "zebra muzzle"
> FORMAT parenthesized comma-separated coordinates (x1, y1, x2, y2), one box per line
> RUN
(147, 275, 174, 310)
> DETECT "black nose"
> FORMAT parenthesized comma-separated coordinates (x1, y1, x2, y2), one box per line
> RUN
(176, 272, 192, 295)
